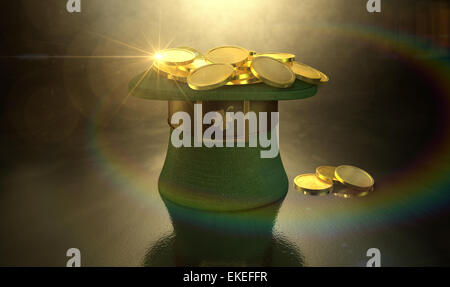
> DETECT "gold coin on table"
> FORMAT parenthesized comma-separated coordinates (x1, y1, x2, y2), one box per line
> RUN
(187, 63, 234, 90)
(251, 56, 295, 88)
(332, 185, 374, 199)
(255, 53, 295, 63)
(205, 46, 250, 66)
(294, 173, 333, 196)
(316, 166, 337, 182)
(334, 165, 374, 191)
(155, 48, 196, 66)
(290, 61, 322, 83)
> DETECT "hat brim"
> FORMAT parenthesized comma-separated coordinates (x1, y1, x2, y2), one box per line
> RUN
(129, 70, 317, 101)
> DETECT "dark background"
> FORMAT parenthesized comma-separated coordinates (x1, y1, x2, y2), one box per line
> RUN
(0, 0, 449, 266)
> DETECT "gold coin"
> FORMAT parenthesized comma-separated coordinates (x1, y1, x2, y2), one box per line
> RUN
(153, 63, 188, 82)
(153, 62, 189, 79)
(333, 185, 374, 199)
(226, 77, 262, 85)
(335, 165, 374, 191)
(176, 46, 203, 58)
(290, 61, 322, 82)
(316, 166, 337, 182)
(205, 46, 249, 66)
(175, 46, 207, 72)
(255, 53, 295, 63)
(294, 173, 333, 196)
(178, 58, 209, 73)
(319, 71, 329, 83)
(155, 48, 196, 66)
(187, 63, 234, 91)
(251, 56, 295, 88)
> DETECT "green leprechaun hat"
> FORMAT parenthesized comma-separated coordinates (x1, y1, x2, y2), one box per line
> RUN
(128, 48, 322, 211)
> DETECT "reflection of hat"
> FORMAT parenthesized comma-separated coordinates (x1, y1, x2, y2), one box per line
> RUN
(143, 197, 304, 267)
(129, 71, 317, 211)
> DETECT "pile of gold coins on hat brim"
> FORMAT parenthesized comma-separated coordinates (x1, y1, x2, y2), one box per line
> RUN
(151, 46, 328, 90)
(294, 165, 375, 198)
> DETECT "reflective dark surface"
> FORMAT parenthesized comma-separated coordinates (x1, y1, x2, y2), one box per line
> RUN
(143, 198, 304, 267)
(0, 0, 449, 266)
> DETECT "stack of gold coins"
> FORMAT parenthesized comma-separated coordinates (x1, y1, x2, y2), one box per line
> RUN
(152, 47, 208, 83)
(151, 46, 329, 91)
(294, 165, 374, 198)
